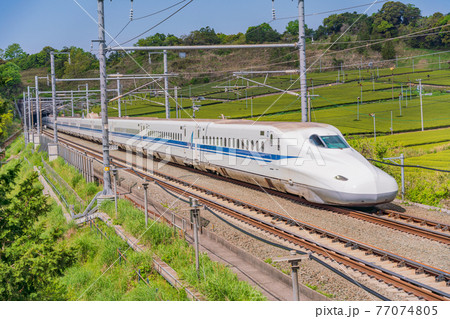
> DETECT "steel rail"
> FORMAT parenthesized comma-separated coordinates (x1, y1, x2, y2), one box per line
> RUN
(43, 131, 450, 300)
(159, 158, 450, 244)
(43, 130, 450, 244)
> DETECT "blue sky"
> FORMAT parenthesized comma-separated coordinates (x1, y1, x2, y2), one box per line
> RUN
(0, 0, 448, 54)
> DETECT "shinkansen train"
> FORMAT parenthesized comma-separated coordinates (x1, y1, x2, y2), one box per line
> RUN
(44, 116, 398, 206)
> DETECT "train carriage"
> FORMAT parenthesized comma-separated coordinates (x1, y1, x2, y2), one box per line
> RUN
(44, 116, 398, 206)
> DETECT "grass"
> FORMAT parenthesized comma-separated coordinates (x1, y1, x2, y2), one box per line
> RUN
(3, 145, 183, 301)
(100, 199, 267, 301)
(348, 129, 450, 206)
(260, 93, 450, 134)
(60, 222, 186, 301)
(44, 156, 101, 214)
(3, 135, 25, 160)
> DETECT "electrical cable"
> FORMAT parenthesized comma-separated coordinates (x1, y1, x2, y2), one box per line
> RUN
(133, 0, 188, 20)
(119, 0, 194, 46)
(368, 159, 450, 173)
(107, 20, 132, 47)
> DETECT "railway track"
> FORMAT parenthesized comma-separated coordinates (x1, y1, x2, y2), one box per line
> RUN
(164, 159, 450, 245)
(43, 131, 450, 300)
(45, 130, 450, 245)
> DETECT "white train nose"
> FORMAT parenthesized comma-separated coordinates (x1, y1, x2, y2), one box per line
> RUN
(338, 167, 398, 206)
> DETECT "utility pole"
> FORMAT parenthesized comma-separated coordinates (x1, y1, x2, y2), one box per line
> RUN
(417, 79, 424, 131)
(298, 0, 307, 122)
(50, 52, 58, 143)
(35, 76, 40, 138)
(356, 97, 360, 121)
(164, 49, 170, 119)
(307, 93, 319, 122)
(175, 86, 179, 118)
(27, 86, 33, 143)
(86, 83, 90, 114)
(98, 0, 112, 195)
(360, 83, 363, 103)
(117, 74, 122, 117)
(23, 92, 28, 145)
(371, 113, 376, 142)
(390, 110, 393, 134)
(143, 180, 149, 227)
(190, 198, 200, 278)
(71, 91, 74, 117)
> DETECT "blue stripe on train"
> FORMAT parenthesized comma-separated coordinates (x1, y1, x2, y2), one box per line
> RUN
(56, 123, 297, 162)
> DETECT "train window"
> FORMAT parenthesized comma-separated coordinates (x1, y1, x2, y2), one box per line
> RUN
(251, 140, 254, 150)
(309, 134, 325, 147)
(220, 137, 223, 146)
(261, 142, 265, 152)
(270, 134, 273, 146)
(277, 138, 280, 151)
(319, 135, 349, 149)
(260, 131, 264, 136)
(224, 138, 227, 147)
(245, 140, 249, 150)
(237, 139, 240, 149)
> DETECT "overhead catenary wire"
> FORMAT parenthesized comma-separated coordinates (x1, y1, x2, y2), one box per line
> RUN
(119, 0, 194, 46)
(133, 0, 188, 20)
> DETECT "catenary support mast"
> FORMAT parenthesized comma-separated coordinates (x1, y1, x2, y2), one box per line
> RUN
(98, 0, 112, 195)
(298, 0, 307, 122)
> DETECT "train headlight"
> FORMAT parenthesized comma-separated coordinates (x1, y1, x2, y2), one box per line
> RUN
(335, 175, 348, 181)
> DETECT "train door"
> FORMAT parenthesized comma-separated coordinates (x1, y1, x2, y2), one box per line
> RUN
(193, 125, 201, 163)
(182, 125, 190, 161)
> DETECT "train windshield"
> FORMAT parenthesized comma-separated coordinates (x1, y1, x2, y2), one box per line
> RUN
(310, 134, 349, 149)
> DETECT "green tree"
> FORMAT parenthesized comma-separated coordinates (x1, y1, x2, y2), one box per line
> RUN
(372, 2, 421, 37)
(0, 62, 22, 97)
(183, 26, 220, 45)
(381, 41, 396, 60)
(0, 166, 78, 300)
(4, 43, 26, 60)
(245, 23, 281, 43)
(63, 47, 98, 78)
(284, 20, 314, 41)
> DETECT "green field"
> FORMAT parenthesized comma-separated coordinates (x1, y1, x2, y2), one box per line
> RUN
(365, 128, 450, 171)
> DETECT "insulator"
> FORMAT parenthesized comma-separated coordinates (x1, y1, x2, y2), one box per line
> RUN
(272, 0, 275, 20)
(130, 8, 134, 21)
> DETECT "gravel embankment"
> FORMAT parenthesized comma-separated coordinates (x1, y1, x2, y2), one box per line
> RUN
(57, 132, 449, 300)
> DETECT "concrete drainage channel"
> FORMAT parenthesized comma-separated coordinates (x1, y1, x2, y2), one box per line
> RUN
(35, 149, 328, 301)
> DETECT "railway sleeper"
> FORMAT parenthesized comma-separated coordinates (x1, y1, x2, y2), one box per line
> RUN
(415, 267, 425, 275)
(435, 274, 445, 283)
(365, 249, 373, 256)
(397, 261, 406, 268)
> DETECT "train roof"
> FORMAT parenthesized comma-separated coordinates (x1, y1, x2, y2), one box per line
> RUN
(55, 116, 333, 133)
(109, 117, 332, 132)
